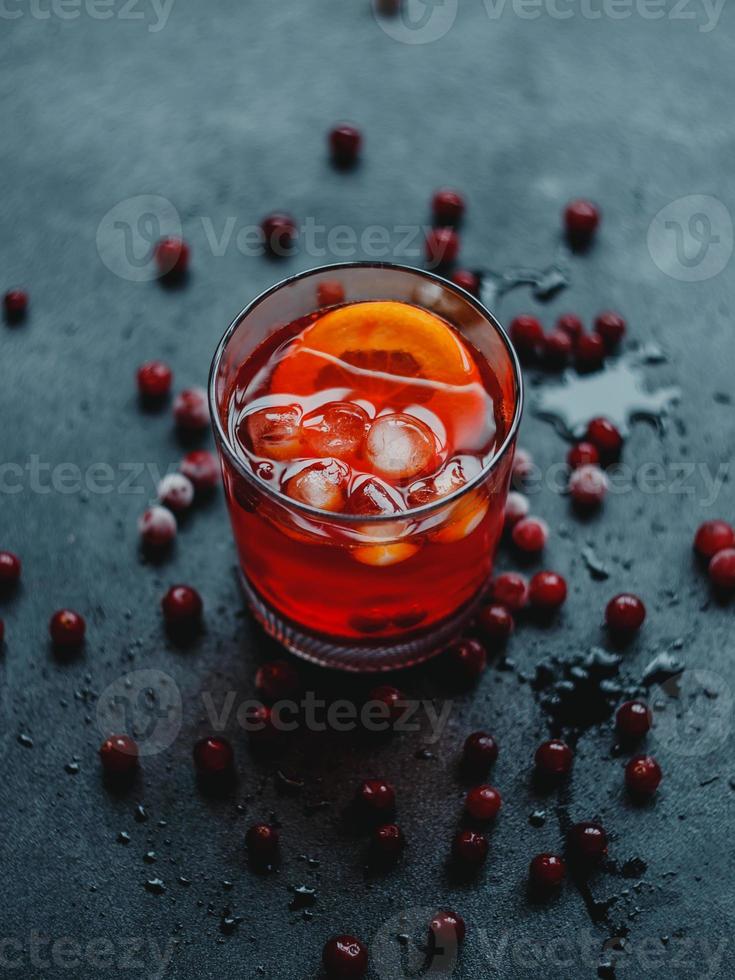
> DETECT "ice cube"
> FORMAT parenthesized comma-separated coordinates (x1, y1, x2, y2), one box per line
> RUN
(406, 456, 480, 508)
(302, 401, 368, 460)
(285, 459, 350, 512)
(352, 542, 420, 567)
(241, 404, 303, 461)
(346, 476, 403, 516)
(364, 413, 436, 482)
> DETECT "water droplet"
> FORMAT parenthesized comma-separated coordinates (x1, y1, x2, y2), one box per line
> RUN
(17, 733, 33, 748)
(144, 878, 165, 895)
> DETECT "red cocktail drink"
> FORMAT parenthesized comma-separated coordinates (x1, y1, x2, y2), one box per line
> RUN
(210, 264, 522, 670)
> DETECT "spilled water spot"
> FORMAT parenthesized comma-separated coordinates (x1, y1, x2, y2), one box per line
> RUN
(479, 262, 570, 308)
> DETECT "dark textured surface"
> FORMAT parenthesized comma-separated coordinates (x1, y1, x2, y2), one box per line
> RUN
(2, 2, 735, 978)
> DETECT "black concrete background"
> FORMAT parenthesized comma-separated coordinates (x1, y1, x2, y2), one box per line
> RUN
(1, 1, 735, 978)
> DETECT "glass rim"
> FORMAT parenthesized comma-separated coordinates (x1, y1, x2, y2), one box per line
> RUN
(208, 260, 524, 525)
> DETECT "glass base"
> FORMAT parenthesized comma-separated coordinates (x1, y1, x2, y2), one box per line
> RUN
(239, 573, 481, 672)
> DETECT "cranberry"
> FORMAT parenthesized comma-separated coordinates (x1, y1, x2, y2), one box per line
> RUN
(512, 448, 534, 484)
(544, 329, 573, 368)
(505, 491, 530, 528)
(451, 268, 480, 294)
(372, 823, 405, 861)
(246, 822, 279, 860)
(509, 315, 544, 360)
(432, 188, 465, 226)
(465, 784, 502, 821)
(3, 288, 28, 320)
(535, 739, 573, 776)
(625, 754, 662, 796)
(0, 551, 21, 588)
(556, 313, 584, 340)
(528, 571, 567, 611)
(490, 572, 528, 611)
(512, 516, 548, 554)
(99, 734, 139, 774)
(425, 227, 460, 267)
(317, 280, 346, 307)
(246, 703, 283, 750)
(568, 464, 608, 509)
(529, 853, 566, 890)
(462, 731, 499, 771)
(157, 474, 194, 514)
(605, 593, 646, 634)
(367, 684, 405, 723)
(452, 829, 488, 865)
(329, 123, 362, 167)
(154, 236, 190, 276)
(568, 821, 608, 862)
(161, 584, 203, 626)
(594, 310, 626, 350)
(136, 360, 172, 400)
(575, 332, 605, 372)
(255, 660, 300, 701)
(138, 506, 177, 550)
(709, 548, 735, 590)
(564, 199, 600, 245)
(694, 519, 735, 558)
(357, 779, 395, 815)
(180, 449, 219, 493)
(477, 604, 514, 644)
(429, 910, 466, 946)
(449, 637, 487, 681)
(261, 212, 297, 254)
(586, 417, 623, 461)
(49, 609, 85, 648)
(567, 441, 600, 469)
(616, 700, 652, 739)
(322, 936, 368, 980)
(193, 735, 234, 774)
(173, 387, 209, 431)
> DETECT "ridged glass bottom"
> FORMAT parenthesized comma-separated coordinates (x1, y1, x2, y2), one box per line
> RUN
(239, 572, 481, 672)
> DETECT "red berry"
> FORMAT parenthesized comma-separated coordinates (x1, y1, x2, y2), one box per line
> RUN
(372, 823, 405, 861)
(329, 123, 362, 166)
(49, 609, 85, 648)
(512, 516, 548, 554)
(605, 593, 646, 634)
(357, 779, 395, 815)
(535, 739, 573, 777)
(449, 637, 487, 681)
(616, 700, 652, 739)
(709, 548, 735, 590)
(575, 332, 605, 371)
(564, 199, 600, 244)
(452, 829, 488, 865)
(322, 936, 368, 980)
(529, 853, 566, 890)
(157, 474, 194, 514)
(136, 360, 172, 400)
(465, 784, 502, 821)
(173, 387, 209, 431)
(568, 464, 608, 509)
(261, 212, 297, 254)
(246, 823, 279, 863)
(528, 571, 567, 611)
(509, 315, 544, 360)
(99, 734, 139, 774)
(367, 684, 405, 722)
(544, 329, 573, 369)
(625, 754, 662, 796)
(462, 731, 498, 771)
(0, 551, 21, 588)
(586, 417, 623, 461)
(694, 520, 735, 559)
(154, 237, 190, 276)
(568, 821, 607, 862)
(594, 310, 626, 350)
(432, 188, 465, 226)
(3, 288, 28, 319)
(567, 441, 600, 469)
(180, 449, 219, 493)
(193, 735, 234, 774)
(425, 227, 460, 267)
(317, 280, 346, 307)
(255, 660, 301, 701)
(505, 491, 530, 529)
(138, 506, 177, 550)
(490, 572, 528, 612)
(451, 269, 480, 294)
(246, 703, 282, 750)
(556, 313, 584, 340)
(477, 604, 514, 644)
(161, 584, 203, 626)
(512, 448, 534, 485)
(429, 910, 466, 946)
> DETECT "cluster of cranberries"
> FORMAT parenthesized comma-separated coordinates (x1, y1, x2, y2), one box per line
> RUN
(694, 519, 735, 592)
(509, 309, 626, 372)
(565, 417, 625, 511)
